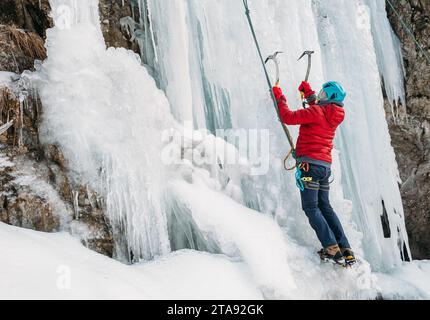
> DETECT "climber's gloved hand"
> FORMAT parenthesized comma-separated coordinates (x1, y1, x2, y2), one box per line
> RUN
(272, 86, 284, 101)
(298, 81, 315, 99)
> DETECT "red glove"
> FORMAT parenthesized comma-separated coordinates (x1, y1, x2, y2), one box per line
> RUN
(298, 81, 315, 99)
(272, 86, 284, 101)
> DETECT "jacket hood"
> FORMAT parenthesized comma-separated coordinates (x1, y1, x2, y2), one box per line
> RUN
(321, 103, 345, 127)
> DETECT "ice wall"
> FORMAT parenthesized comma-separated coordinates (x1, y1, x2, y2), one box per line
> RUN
(36, 0, 412, 297)
(143, 0, 410, 270)
(312, 0, 410, 269)
(36, 0, 317, 295)
(37, 0, 174, 262)
(363, 0, 406, 112)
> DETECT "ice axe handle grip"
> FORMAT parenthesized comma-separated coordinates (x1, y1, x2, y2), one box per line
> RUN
(302, 57, 311, 108)
(298, 51, 314, 108)
(301, 94, 306, 109)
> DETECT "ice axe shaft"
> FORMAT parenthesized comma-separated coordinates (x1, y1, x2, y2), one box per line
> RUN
(298, 50, 315, 108)
(298, 50, 314, 82)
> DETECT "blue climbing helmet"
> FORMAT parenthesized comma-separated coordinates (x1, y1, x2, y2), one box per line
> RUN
(317, 81, 347, 103)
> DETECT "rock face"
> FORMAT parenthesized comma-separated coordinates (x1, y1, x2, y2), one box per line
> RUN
(0, 86, 61, 233)
(0, 0, 50, 73)
(0, 163, 61, 232)
(0, 0, 114, 257)
(99, 0, 139, 51)
(0, 83, 114, 256)
(0, 25, 47, 73)
(385, 0, 430, 259)
(99, 0, 156, 68)
(0, 0, 144, 259)
(0, 0, 52, 38)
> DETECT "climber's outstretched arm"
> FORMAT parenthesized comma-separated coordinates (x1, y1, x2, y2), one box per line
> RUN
(273, 86, 320, 125)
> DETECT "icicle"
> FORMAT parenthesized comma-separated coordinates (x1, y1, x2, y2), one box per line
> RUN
(145, 0, 158, 64)
(119, 16, 135, 38)
(363, 0, 406, 120)
(18, 94, 24, 147)
(0, 121, 13, 135)
(86, 185, 97, 209)
(72, 190, 80, 220)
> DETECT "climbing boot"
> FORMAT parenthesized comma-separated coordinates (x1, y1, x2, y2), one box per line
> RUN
(318, 245, 345, 266)
(341, 248, 357, 267)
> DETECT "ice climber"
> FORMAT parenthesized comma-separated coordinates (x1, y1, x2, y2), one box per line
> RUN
(273, 81, 356, 267)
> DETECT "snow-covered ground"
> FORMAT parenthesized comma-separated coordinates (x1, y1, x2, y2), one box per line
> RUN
(377, 262, 430, 299)
(1, 222, 429, 300)
(0, 223, 261, 300)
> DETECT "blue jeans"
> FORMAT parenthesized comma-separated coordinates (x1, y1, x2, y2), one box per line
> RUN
(299, 163, 351, 249)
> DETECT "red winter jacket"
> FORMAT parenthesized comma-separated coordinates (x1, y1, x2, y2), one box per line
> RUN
(274, 89, 345, 164)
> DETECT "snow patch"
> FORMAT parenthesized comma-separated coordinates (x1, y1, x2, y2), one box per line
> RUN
(0, 222, 262, 300)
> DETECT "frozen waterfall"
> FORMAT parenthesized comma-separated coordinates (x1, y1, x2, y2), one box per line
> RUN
(143, 0, 410, 271)
(33, 0, 413, 298)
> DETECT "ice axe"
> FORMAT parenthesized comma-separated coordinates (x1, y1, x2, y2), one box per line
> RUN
(298, 50, 315, 108)
(265, 51, 283, 87)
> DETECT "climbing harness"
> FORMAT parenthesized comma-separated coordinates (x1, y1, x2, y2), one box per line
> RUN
(296, 171, 320, 191)
(294, 162, 309, 192)
(320, 183, 330, 192)
(298, 162, 309, 173)
(295, 162, 310, 192)
(242, 0, 296, 171)
(295, 162, 331, 192)
(298, 51, 315, 109)
(295, 167, 305, 191)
